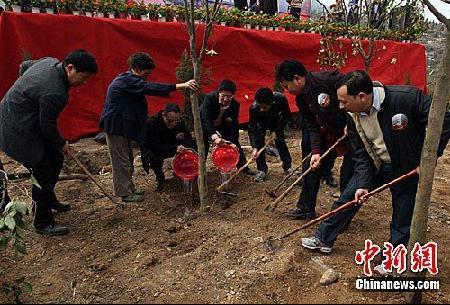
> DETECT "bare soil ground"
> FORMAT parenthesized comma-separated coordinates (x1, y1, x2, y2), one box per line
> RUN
(1, 129, 449, 304)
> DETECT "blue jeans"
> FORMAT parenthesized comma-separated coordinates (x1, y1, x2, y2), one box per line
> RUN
(255, 130, 292, 173)
(315, 163, 419, 247)
(297, 129, 354, 212)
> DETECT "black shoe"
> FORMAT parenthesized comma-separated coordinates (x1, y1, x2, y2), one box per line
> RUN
(323, 176, 338, 188)
(50, 202, 71, 213)
(155, 180, 164, 191)
(35, 223, 70, 236)
(286, 207, 316, 220)
(242, 167, 256, 176)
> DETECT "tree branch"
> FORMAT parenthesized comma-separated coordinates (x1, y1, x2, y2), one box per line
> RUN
(422, 0, 450, 26)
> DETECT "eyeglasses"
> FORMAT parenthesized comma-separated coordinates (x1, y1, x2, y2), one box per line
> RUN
(166, 118, 182, 124)
(164, 114, 182, 124)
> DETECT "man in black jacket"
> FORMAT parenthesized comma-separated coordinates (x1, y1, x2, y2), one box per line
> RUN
(301, 71, 450, 268)
(0, 50, 98, 236)
(248, 87, 292, 182)
(99, 52, 198, 202)
(276, 60, 354, 219)
(200, 79, 252, 174)
(141, 103, 196, 191)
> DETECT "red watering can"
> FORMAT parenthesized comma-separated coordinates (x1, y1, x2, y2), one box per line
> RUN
(211, 143, 239, 173)
(171, 149, 199, 181)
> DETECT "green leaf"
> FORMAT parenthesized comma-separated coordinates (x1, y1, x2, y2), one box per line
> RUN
(15, 226, 26, 239)
(0, 237, 6, 248)
(0, 219, 5, 230)
(8, 209, 17, 218)
(14, 241, 27, 255)
(21, 282, 32, 292)
(4, 201, 14, 214)
(14, 202, 28, 215)
(5, 215, 16, 230)
(30, 174, 41, 189)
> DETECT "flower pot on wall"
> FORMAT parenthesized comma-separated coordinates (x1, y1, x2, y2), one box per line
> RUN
(96, 12, 104, 18)
(46, 7, 54, 14)
(11, 5, 21, 12)
(31, 7, 40, 13)
(85, 11, 93, 17)
(141, 14, 148, 21)
(72, 10, 80, 15)
(158, 16, 166, 22)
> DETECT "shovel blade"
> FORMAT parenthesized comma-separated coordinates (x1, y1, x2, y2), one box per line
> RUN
(265, 236, 282, 253)
(217, 190, 238, 197)
(264, 204, 275, 213)
(265, 190, 277, 198)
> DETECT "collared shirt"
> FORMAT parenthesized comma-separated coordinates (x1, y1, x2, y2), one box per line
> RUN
(360, 85, 384, 116)
(357, 86, 391, 164)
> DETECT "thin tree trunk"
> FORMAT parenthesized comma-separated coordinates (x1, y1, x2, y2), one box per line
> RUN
(405, 28, 450, 304)
(185, 0, 208, 210)
(190, 59, 208, 210)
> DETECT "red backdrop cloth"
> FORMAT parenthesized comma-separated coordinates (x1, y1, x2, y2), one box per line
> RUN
(0, 12, 427, 141)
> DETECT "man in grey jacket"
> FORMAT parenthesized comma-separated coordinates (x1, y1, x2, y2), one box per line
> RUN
(0, 50, 98, 236)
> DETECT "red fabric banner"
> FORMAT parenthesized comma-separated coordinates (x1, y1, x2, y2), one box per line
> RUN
(0, 12, 426, 141)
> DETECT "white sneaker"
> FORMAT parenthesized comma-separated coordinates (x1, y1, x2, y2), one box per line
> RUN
(301, 236, 333, 253)
(254, 171, 266, 182)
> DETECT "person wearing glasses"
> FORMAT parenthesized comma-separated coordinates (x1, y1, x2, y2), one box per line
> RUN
(200, 79, 254, 175)
(99, 52, 199, 202)
(140, 103, 196, 191)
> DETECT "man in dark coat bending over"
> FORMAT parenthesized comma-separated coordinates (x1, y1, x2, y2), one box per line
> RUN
(141, 103, 196, 191)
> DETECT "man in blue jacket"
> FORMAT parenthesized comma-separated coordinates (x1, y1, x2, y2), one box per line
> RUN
(99, 52, 198, 202)
(0, 50, 98, 236)
(301, 71, 450, 275)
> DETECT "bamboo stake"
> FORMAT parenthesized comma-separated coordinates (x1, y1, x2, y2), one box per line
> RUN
(266, 134, 347, 212)
(265, 153, 312, 198)
(216, 135, 275, 192)
(280, 168, 419, 240)
(71, 154, 124, 209)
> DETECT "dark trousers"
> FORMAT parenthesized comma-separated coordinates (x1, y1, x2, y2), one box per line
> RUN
(297, 129, 354, 212)
(255, 130, 292, 173)
(0, 160, 10, 212)
(31, 144, 64, 228)
(290, 7, 302, 19)
(205, 128, 247, 169)
(315, 163, 419, 247)
(151, 140, 197, 182)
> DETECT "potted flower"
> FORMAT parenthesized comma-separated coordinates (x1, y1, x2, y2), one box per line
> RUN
(8, 0, 22, 12)
(94, 0, 107, 17)
(130, 0, 147, 20)
(45, 0, 55, 13)
(31, 0, 42, 13)
(147, 4, 158, 21)
(81, 0, 94, 16)
(174, 5, 185, 23)
(219, 10, 234, 27)
(115, 0, 130, 19)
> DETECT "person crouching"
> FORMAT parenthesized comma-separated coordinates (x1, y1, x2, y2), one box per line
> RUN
(141, 103, 197, 191)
